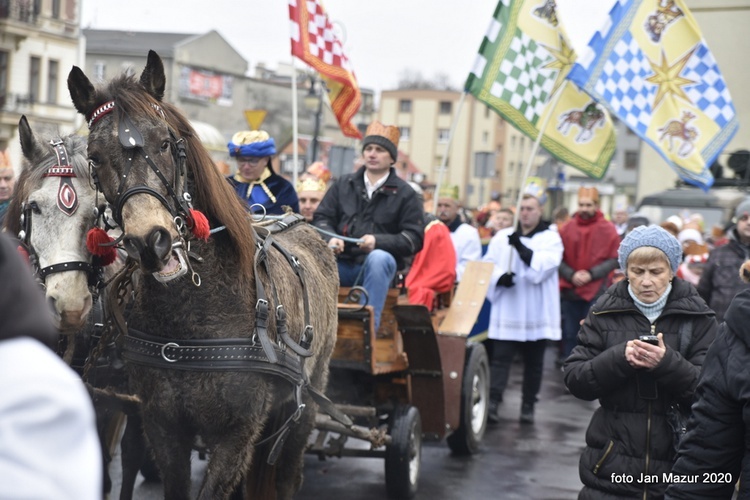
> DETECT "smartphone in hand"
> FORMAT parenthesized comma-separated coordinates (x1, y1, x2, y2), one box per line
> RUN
(639, 334, 659, 346)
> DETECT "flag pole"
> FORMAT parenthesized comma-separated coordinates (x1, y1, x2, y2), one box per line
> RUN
(507, 85, 565, 270)
(432, 91, 468, 215)
(291, 57, 300, 188)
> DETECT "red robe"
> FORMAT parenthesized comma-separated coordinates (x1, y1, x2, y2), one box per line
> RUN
(558, 210, 620, 302)
(406, 220, 457, 311)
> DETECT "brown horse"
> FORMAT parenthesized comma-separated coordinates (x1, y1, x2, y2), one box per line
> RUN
(67, 51, 339, 500)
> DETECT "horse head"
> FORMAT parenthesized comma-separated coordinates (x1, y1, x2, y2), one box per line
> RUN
(6, 116, 98, 333)
(67, 50, 256, 284)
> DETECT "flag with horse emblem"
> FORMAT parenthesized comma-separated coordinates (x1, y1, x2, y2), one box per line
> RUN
(465, 0, 616, 179)
(567, 0, 738, 190)
(289, 0, 363, 139)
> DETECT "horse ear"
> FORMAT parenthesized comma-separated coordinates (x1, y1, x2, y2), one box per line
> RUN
(18, 115, 39, 161)
(139, 50, 166, 101)
(67, 66, 97, 116)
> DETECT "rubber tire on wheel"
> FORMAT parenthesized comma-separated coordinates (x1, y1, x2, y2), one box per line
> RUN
(385, 405, 422, 499)
(446, 342, 489, 455)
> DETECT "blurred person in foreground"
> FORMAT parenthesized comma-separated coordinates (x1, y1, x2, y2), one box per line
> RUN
(0, 232, 102, 499)
(565, 225, 717, 499)
(483, 194, 563, 424)
(697, 198, 750, 323)
(666, 258, 750, 499)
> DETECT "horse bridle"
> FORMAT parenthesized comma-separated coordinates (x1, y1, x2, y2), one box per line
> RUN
(18, 138, 102, 288)
(86, 100, 193, 237)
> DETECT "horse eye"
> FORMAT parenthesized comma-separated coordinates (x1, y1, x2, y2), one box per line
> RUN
(160, 140, 170, 152)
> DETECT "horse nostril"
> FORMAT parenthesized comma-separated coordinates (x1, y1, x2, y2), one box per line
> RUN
(122, 235, 144, 260)
(47, 296, 58, 315)
(149, 227, 172, 261)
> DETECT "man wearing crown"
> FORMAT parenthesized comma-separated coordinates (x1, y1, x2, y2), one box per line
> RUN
(314, 121, 424, 331)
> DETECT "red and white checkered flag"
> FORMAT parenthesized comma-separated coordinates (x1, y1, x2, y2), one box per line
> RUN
(289, 0, 362, 139)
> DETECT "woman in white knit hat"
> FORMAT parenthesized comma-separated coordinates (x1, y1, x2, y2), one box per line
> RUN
(564, 225, 718, 499)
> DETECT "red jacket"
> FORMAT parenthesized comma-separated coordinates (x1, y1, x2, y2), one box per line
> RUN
(558, 211, 620, 302)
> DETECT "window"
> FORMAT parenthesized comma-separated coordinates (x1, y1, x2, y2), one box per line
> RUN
(0, 51, 7, 107)
(399, 99, 412, 113)
(485, 106, 490, 118)
(439, 101, 452, 114)
(47, 60, 58, 104)
(29, 56, 40, 103)
(437, 128, 450, 143)
(625, 151, 639, 170)
(482, 131, 488, 144)
(399, 126, 410, 141)
(93, 61, 105, 82)
(51, 0, 60, 18)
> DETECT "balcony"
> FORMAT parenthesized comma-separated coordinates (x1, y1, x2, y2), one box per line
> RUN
(0, 0, 39, 37)
(0, 92, 35, 114)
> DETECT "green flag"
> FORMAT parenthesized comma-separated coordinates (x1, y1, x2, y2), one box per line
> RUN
(465, 0, 616, 179)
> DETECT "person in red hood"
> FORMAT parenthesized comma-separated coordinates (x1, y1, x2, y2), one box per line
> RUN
(558, 186, 620, 364)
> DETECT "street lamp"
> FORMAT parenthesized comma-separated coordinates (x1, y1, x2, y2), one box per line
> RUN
(304, 76, 325, 165)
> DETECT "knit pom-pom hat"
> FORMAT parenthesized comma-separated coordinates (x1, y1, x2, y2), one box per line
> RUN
(618, 224, 682, 273)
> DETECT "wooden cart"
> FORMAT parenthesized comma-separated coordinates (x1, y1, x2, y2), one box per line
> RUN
(308, 261, 495, 499)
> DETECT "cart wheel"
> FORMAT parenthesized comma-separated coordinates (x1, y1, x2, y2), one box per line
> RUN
(446, 342, 489, 455)
(385, 405, 422, 499)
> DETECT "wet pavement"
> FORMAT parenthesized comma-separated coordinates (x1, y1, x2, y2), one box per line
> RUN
(110, 344, 599, 499)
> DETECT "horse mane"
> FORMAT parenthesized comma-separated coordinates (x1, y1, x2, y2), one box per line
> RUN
(105, 75, 256, 279)
(4, 133, 89, 236)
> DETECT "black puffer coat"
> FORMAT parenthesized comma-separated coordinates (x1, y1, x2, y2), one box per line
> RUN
(564, 278, 717, 499)
(313, 166, 424, 269)
(666, 288, 750, 499)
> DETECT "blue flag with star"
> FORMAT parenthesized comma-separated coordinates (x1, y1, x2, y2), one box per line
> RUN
(567, 0, 738, 190)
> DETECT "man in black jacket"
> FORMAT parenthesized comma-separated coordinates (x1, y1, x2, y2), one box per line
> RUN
(697, 198, 750, 323)
(313, 121, 424, 330)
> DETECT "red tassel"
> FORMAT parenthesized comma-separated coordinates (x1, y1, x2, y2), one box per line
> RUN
(188, 209, 210, 241)
(86, 227, 118, 266)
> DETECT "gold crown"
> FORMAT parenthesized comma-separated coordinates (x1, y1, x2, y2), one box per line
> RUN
(578, 186, 599, 203)
(306, 161, 331, 183)
(0, 149, 11, 169)
(296, 178, 327, 193)
(364, 121, 400, 149)
(438, 184, 459, 201)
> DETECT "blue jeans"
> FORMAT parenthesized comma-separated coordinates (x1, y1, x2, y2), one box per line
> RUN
(560, 298, 596, 361)
(338, 249, 397, 331)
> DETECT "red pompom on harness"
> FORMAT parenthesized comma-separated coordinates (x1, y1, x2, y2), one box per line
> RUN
(188, 209, 210, 241)
(86, 227, 118, 266)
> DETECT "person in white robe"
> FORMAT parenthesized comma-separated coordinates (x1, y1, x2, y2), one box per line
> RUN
(436, 184, 482, 281)
(482, 194, 563, 424)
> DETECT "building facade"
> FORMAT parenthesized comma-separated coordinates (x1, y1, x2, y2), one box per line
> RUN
(0, 0, 82, 170)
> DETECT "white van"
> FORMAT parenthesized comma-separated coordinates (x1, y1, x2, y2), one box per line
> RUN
(636, 187, 750, 230)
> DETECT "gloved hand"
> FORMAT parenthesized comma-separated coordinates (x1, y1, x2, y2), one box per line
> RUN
(508, 232, 522, 247)
(497, 272, 515, 288)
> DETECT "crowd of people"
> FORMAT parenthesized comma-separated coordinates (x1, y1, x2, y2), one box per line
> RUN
(6, 117, 750, 498)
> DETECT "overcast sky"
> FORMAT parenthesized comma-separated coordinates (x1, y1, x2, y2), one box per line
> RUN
(81, 0, 615, 95)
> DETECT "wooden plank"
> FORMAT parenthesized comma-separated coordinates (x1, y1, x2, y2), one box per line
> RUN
(438, 261, 494, 337)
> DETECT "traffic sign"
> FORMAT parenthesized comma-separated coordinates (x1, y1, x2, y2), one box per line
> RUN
(244, 110, 267, 130)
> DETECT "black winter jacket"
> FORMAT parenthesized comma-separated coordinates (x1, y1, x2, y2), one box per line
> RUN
(313, 167, 424, 269)
(696, 228, 750, 323)
(564, 278, 717, 499)
(666, 288, 750, 499)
